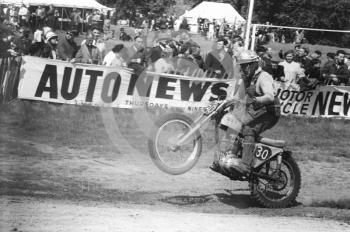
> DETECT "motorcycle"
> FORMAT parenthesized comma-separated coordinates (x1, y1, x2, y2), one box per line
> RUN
(148, 100, 301, 208)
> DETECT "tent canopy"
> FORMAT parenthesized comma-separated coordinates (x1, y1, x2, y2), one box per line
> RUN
(1, 0, 113, 10)
(182, 1, 245, 24)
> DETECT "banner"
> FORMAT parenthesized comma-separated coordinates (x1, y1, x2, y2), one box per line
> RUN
(18, 57, 238, 111)
(276, 83, 350, 118)
(18, 57, 350, 119)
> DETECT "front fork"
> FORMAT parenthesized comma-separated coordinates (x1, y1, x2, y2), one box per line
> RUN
(276, 154, 283, 174)
(175, 101, 228, 147)
(260, 153, 283, 180)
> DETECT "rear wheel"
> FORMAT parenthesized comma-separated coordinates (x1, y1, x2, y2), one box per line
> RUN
(249, 154, 301, 208)
(148, 113, 202, 175)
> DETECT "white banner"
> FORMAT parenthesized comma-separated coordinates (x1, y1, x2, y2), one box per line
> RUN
(18, 57, 350, 119)
(18, 57, 239, 111)
(276, 82, 350, 118)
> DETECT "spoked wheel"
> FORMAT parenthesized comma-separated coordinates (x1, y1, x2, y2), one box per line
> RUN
(148, 113, 202, 175)
(249, 154, 301, 208)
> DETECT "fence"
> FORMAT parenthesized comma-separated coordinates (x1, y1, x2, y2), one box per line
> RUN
(0, 56, 21, 104)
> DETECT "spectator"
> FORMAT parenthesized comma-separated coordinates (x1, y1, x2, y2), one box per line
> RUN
(322, 50, 349, 85)
(73, 10, 82, 31)
(72, 33, 102, 65)
(278, 50, 305, 86)
(207, 22, 215, 39)
(299, 59, 323, 91)
(30, 28, 45, 56)
(306, 58, 322, 81)
(53, 9, 60, 30)
(305, 50, 322, 65)
(154, 45, 175, 73)
(177, 43, 202, 76)
(147, 39, 163, 63)
(0, 5, 5, 23)
(85, 10, 93, 32)
(45, 5, 55, 29)
(81, 27, 106, 58)
(179, 18, 189, 31)
(190, 45, 205, 71)
(256, 45, 273, 75)
(0, 32, 15, 58)
(119, 27, 132, 41)
(13, 28, 31, 55)
(205, 38, 233, 79)
(323, 52, 335, 71)
(3, 4, 10, 22)
(294, 29, 304, 44)
(36, 5, 46, 29)
(92, 27, 106, 58)
(103, 44, 126, 67)
(126, 36, 147, 75)
(18, 4, 29, 27)
(41, 31, 59, 59)
(57, 30, 79, 61)
(294, 46, 308, 67)
(9, 5, 18, 25)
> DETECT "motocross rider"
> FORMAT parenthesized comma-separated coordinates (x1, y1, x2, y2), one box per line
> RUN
(214, 50, 281, 175)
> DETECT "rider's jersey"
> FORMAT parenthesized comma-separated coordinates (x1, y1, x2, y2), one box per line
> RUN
(250, 67, 275, 105)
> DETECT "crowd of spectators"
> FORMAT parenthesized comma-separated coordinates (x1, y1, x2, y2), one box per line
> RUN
(272, 44, 350, 89)
(195, 17, 244, 40)
(0, 3, 110, 33)
(1, 3, 350, 90)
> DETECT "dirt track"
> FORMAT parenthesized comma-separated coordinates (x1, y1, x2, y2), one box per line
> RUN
(1, 197, 349, 232)
(1, 133, 350, 231)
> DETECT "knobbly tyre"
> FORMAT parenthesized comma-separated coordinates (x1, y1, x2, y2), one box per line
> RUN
(148, 99, 301, 208)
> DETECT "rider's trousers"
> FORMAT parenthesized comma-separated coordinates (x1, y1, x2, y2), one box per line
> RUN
(241, 108, 280, 167)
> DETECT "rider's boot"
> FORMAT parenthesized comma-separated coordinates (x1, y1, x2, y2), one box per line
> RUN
(226, 134, 255, 175)
(209, 151, 223, 173)
(210, 139, 241, 173)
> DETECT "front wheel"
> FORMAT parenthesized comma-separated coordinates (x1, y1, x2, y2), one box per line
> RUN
(249, 154, 301, 208)
(148, 113, 202, 175)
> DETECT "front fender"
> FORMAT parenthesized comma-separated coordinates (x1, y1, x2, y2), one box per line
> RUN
(282, 150, 293, 159)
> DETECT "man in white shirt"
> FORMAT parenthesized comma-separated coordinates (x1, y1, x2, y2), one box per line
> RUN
(279, 49, 305, 88)
(103, 44, 126, 67)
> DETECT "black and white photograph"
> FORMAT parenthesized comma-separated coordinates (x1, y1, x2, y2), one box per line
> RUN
(0, 0, 350, 231)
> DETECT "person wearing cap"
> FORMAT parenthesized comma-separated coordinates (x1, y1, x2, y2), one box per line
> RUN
(40, 32, 59, 59)
(212, 50, 281, 175)
(57, 30, 79, 61)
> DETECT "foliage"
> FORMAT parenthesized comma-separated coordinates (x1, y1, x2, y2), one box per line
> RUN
(98, 0, 350, 46)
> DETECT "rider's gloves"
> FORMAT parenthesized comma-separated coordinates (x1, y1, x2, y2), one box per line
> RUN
(247, 97, 264, 110)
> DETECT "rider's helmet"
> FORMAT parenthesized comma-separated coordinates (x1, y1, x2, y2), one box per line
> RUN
(236, 50, 260, 84)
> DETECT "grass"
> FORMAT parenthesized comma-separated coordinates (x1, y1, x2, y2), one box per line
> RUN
(1, 101, 350, 160)
(310, 199, 350, 210)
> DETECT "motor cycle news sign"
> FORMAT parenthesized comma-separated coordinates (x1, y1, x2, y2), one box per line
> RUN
(18, 57, 350, 119)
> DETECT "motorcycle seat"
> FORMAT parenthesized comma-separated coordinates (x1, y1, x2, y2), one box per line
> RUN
(257, 137, 286, 148)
